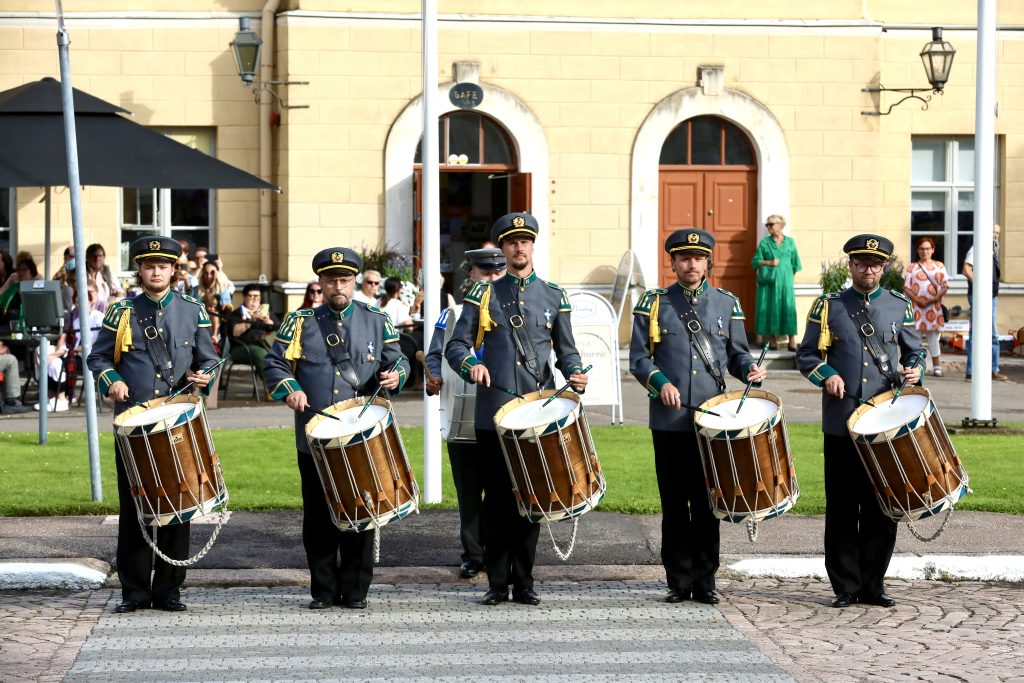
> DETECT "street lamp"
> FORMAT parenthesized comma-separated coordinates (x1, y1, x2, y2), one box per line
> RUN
(228, 17, 308, 109)
(862, 27, 956, 116)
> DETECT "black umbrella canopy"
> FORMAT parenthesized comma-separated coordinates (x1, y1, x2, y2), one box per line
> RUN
(0, 78, 278, 191)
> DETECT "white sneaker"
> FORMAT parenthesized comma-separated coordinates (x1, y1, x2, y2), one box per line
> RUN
(54, 398, 70, 412)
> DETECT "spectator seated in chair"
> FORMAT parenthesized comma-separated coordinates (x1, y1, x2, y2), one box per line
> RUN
(226, 284, 277, 378)
(35, 282, 104, 412)
(0, 340, 31, 414)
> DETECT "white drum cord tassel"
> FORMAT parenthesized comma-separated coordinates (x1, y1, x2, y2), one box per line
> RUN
(140, 506, 229, 568)
(545, 517, 579, 561)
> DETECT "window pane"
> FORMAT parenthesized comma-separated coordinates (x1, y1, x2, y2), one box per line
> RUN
(414, 119, 446, 163)
(120, 229, 148, 271)
(691, 117, 720, 165)
(724, 121, 754, 165)
(171, 228, 209, 259)
(956, 138, 974, 183)
(911, 139, 946, 182)
(659, 123, 688, 164)
(0, 187, 9, 228)
(0, 229, 9, 255)
(955, 233, 974, 275)
(122, 188, 155, 226)
(170, 189, 210, 227)
(447, 112, 480, 164)
(482, 118, 512, 165)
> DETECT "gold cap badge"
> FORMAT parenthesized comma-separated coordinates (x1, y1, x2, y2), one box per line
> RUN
(331, 251, 344, 263)
(687, 233, 700, 244)
(512, 216, 525, 228)
(148, 240, 161, 250)
(866, 238, 879, 250)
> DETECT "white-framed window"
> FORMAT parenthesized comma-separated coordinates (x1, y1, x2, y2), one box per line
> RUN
(0, 187, 12, 255)
(910, 136, 999, 276)
(119, 128, 215, 271)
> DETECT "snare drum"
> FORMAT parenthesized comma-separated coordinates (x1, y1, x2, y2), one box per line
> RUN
(694, 389, 799, 523)
(113, 395, 228, 527)
(848, 386, 969, 522)
(493, 390, 605, 524)
(305, 397, 419, 532)
(439, 322, 476, 443)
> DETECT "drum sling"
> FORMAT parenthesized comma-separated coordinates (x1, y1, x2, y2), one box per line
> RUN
(491, 280, 545, 388)
(665, 288, 726, 393)
(313, 308, 363, 392)
(135, 309, 182, 388)
(837, 296, 900, 387)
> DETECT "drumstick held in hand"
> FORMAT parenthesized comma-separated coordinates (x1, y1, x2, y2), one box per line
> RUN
(736, 343, 769, 414)
(310, 408, 342, 422)
(414, 350, 435, 383)
(890, 351, 926, 405)
(542, 364, 593, 407)
(162, 356, 228, 404)
(682, 402, 722, 418)
(358, 360, 402, 418)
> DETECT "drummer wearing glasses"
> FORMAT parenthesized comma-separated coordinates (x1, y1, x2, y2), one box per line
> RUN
(630, 228, 766, 606)
(87, 236, 219, 614)
(263, 247, 409, 611)
(445, 212, 588, 607)
(795, 234, 922, 609)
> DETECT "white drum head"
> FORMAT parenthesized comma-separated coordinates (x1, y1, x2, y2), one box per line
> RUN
(851, 394, 929, 435)
(696, 397, 777, 431)
(309, 404, 389, 439)
(498, 397, 577, 430)
(121, 402, 192, 427)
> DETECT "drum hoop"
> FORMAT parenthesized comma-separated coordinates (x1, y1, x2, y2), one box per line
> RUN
(847, 386, 934, 442)
(492, 388, 582, 438)
(693, 388, 782, 439)
(113, 394, 200, 437)
(305, 395, 394, 447)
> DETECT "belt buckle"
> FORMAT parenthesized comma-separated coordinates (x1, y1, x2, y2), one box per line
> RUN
(508, 314, 524, 328)
(325, 332, 341, 347)
(860, 323, 875, 337)
(686, 320, 703, 333)
(143, 326, 159, 340)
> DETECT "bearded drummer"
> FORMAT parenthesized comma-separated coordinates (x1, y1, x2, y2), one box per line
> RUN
(87, 236, 219, 614)
(263, 247, 409, 611)
(445, 212, 588, 606)
(795, 234, 922, 609)
(629, 228, 766, 605)
(424, 247, 506, 580)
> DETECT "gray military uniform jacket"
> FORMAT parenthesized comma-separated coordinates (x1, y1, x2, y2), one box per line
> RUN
(444, 271, 583, 431)
(424, 305, 460, 380)
(629, 280, 754, 432)
(87, 290, 219, 415)
(795, 286, 920, 436)
(263, 301, 410, 453)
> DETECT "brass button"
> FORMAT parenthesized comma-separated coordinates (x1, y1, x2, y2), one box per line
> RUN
(692, 370, 698, 375)
(864, 346, 868, 351)
(864, 362, 869, 367)
(862, 378, 868, 383)
(155, 373, 161, 379)
(865, 302, 870, 307)
(520, 287, 525, 293)
(154, 389, 161, 395)
(159, 328, 164, 334)
(183, 341, 189, 346)
(693, 355, 698, 360)
(335, 371, 341, 376)
(157, 311, 163, 317)
(516, 361, 521, 366)
(333, 389, 339, 395)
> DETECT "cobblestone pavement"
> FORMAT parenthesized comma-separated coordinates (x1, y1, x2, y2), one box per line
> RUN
(3, 578, 1023, 682)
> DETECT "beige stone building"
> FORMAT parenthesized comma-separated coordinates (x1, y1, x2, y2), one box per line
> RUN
(1, 1, 1021, 338)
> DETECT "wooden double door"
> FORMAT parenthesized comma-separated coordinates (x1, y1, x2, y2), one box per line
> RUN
(659, 169, 757, 325)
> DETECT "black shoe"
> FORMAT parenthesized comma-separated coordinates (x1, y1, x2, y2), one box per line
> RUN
(512, 588, 541, 606)
(308, 599, 332, 610)
(1, 399, 31, 415)
(342, 599, 368, 609)
(693, 590, 720, 605)
(154, 599, 187, 612)
(114, 600, 149, 613)
(859, 592, 896, 607)
(665, 589, 689, 603)
(831, 593, 855, 608)
(459, 560, 484, 579)
(482, 588, 508, 605)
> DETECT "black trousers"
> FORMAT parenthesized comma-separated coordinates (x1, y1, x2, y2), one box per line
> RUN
(297, 450, 375, 602)
(114, 442, 190, 605)
(652, 430, 720, 594)
(476, 429, 540, 591)
(448, 441, 484, 564)
(823, 433, 898, 598)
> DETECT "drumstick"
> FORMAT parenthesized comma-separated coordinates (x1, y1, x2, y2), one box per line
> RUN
(310, 408, 342, 422)
(161, 357, 228, 404)
(542, 365, 593, 407)
(494, 385, 525, 399)
(358, 360, 402, 418)
(681, 402, 722, 417)
(890, 351, 926, 406)
(857, 397, 879, 408)
(736, 343, 770, 414)
(414, 350, 435, 384)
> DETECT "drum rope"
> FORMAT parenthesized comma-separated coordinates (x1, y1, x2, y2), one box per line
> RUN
(139, 505, 229, 567)
(905, 505, 954, 543)
(362, 490, 382, 563)
(545, 518, 579, 561)
(746, 519, 759, 542)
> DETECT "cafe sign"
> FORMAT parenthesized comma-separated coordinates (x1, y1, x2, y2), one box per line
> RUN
(449, 82, 483, 110)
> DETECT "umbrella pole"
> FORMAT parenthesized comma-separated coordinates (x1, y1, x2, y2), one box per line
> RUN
(56, 3, 102, 501)
(44, 187, 51, 279)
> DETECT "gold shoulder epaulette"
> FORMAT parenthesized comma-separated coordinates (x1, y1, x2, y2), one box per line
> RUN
(889, 289, 911, 303)
(179, 293, 202, 306)
(464, 280, 492, 306)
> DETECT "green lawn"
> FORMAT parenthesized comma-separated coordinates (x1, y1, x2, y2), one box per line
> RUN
(0, 425, 1021, 516)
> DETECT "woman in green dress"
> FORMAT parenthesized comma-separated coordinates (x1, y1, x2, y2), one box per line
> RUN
(752, 214, 802, 351)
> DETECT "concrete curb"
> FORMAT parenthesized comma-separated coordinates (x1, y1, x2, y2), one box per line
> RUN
(0, 558, 110, 590)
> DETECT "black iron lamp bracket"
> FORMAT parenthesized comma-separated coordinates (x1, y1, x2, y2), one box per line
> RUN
(861, 84, 942, 117)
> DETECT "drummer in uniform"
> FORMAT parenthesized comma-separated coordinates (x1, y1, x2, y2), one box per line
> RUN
(445, 212, 588, 606)
(87, 236, 219, 614)
(424, 247, 506, 580)
(795, 234, 921, 608)
(263, 247, 409, 610)
(629, 228, 766, 605)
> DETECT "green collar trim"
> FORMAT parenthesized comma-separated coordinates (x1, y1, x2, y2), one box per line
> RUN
(143, 290, 174, 308)
(329, 302, 355, 320)
(506, 271, 537, 287)
(853, 286, 883, 302)
(680, 279, 708, 298)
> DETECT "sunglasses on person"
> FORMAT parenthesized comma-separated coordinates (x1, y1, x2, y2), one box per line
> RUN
(363, 279, 380, 286)
(307, 287, 322, 294)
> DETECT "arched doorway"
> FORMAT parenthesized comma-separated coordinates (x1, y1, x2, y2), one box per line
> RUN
(413, 111, 529, 300)
(658, 115, 758, 323)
